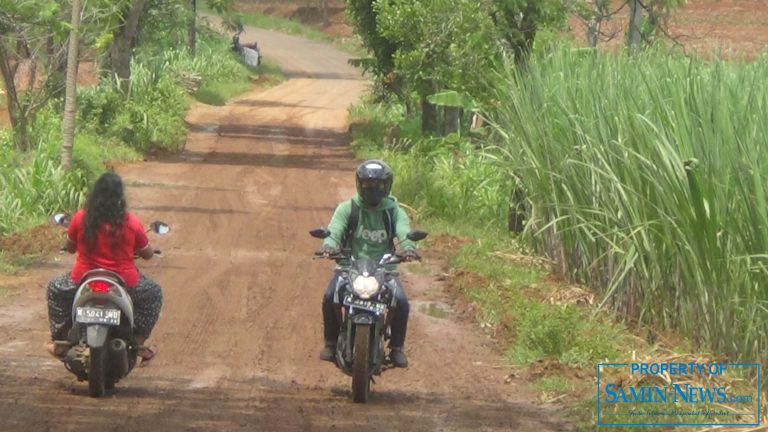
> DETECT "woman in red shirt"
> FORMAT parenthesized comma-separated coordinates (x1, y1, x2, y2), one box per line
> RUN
(45, 172, 163, 365)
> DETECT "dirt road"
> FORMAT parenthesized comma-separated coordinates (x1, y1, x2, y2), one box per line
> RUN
(0, 23, 571, 432)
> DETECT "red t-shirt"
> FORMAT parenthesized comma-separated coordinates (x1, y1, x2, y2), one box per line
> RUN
(68, 209, 149, 287)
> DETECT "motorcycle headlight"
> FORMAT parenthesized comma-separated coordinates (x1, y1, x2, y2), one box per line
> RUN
(352, 275, 380, 299)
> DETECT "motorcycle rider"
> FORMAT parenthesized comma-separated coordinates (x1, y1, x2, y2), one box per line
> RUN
(317, 160, 420, 368)
(45, 171, 163, 366)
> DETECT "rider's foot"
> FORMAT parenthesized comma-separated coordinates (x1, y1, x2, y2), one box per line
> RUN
(138, 345, 158, 367)
(389, 347, 408, 368)
(319, 343, 336, 362)
(45, 341, 69, 360)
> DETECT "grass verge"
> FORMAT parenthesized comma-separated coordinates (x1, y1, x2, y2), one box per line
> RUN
(348, 99, 763, 431)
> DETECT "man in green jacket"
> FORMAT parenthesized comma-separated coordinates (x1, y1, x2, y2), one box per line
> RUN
(317, 160, 419, 368)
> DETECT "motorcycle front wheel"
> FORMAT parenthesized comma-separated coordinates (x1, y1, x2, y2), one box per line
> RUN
(352, 325, 371, 403)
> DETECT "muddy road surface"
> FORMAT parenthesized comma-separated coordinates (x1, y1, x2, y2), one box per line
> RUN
(0, 23, 571, 432)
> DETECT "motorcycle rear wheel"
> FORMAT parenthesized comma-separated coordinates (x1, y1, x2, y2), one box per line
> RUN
(88, 345, 108, 397)
(352, 325, 371, 403)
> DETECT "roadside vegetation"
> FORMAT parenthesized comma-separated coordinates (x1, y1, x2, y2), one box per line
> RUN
(0, 0, 278, 271)
(343, 0, 767, 429)
(2, 0, 767, 428)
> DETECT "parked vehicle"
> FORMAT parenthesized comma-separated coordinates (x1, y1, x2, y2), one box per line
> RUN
(50, 213, 170, 397)
(232, 30, 261, 67)
(310, 227, 427, 402)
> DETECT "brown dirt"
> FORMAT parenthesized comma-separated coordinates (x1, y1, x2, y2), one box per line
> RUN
(569, 0, 768, 57)
(0, 225, 61, 260)
(236, 1, 354, 38)
(0, 19, 573, 432)
(0, 61, 100, 126)
(241, 0, 768, 58)
(1, 3, 766, 429)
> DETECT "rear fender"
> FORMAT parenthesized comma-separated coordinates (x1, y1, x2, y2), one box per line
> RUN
(86, 325, 110, 348)
(72, 277, 135, 328)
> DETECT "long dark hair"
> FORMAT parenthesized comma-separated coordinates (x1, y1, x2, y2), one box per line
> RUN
(84, 172, 127, 246)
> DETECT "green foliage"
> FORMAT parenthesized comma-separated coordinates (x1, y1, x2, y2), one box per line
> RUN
(347, 0, 399, 77)
(0, 153, 87, 234)
(490, 0, 567, 61)
(78, 70, 188, 152)
(490, 45, 768, 366)
(375, 0, 501, 104)
(0, 28, 257, 238)
(138, 0, 191, 54)
(350, 101, 511, 227)
(79, 34, 252, 152)
(509, 301, 622, 367)
(447, 228, 623, 368)
(229, 9, 336, 45)
(532, 375, 571, 394)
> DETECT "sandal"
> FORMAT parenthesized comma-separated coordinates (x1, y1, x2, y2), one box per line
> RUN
(137, 345, 158, 367)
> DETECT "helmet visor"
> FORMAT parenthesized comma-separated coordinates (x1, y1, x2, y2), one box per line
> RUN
(360, 179, 387, 191)
(360, 179, 388, 206)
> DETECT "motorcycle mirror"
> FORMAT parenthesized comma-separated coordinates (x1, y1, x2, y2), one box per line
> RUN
(309, 227, 331, 239)
(149, 221, 171, 235)
(406, 230, 428, 242)
(52, 213, 71, 227)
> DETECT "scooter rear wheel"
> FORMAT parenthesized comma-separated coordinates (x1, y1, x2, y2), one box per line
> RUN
(88, 345, 108, 397)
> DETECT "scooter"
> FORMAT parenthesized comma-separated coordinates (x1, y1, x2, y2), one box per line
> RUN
(231, 30, 261, 67)
(51, 213, 169, 397)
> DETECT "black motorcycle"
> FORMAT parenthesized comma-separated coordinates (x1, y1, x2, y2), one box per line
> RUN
(51, 213, 169, 397)
(310, 228, 427, 402)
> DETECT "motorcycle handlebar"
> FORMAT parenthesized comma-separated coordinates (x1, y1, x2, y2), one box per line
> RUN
(312, 251, 420, 264)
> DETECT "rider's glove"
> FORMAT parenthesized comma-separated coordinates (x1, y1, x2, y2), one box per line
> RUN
(403, 248, 420, 262)
(317, 244, 339, 257)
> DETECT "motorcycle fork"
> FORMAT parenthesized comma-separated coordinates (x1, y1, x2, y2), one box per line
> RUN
(371, 316, 386, 372)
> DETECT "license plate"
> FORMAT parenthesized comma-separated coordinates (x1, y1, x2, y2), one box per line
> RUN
(344, 296, 386, 314)
(76, 307, 121, 325)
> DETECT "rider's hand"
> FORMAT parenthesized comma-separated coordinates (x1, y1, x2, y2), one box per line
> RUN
(403, 249, 420, 262)
(317, 244, 339, 258)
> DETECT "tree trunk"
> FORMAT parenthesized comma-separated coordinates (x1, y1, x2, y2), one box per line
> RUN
(61, 0, 81, 171)
(0, 43, 28, 150)
(188, 0, 197, 56)
(421, 95, 439, 135)
(319, 0, 328, 26)
(586, 16, 600, 48)
(108, 0, 147, 90)
(419, 79, 439, 135)
(444, 106, 461, 135)
(628, 0, 643, 48)
(508, 173, 527, 233)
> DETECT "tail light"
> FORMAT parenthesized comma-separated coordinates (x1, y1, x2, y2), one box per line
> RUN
(88, 281, 112, 293)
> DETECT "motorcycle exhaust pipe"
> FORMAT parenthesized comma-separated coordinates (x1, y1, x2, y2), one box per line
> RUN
(109, 339, 129, 378)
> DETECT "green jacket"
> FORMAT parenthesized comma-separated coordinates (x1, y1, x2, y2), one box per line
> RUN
(322, 195, 416, 261)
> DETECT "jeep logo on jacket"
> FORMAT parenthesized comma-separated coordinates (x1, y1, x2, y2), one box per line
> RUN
(322, 195, 416, 262)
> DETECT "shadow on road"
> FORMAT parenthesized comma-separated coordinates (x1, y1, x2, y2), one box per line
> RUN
(0, 372, 571, 432)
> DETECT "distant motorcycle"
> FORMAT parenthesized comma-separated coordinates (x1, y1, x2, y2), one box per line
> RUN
(51, 213, 170, 397)
(310, 227, 427, 403)
(231, 30, 261, 67)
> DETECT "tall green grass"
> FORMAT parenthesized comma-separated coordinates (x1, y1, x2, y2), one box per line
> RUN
(491, 47, 768, 365)
(349, 102, 512, 228)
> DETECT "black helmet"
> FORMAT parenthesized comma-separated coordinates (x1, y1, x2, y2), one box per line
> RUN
(355, 160, 393, 207)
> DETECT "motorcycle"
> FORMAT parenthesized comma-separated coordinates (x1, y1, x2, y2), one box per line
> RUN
(231, 30, 261, 67)
(51, 213, 170, 397)
(310, 227, 427, 403)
